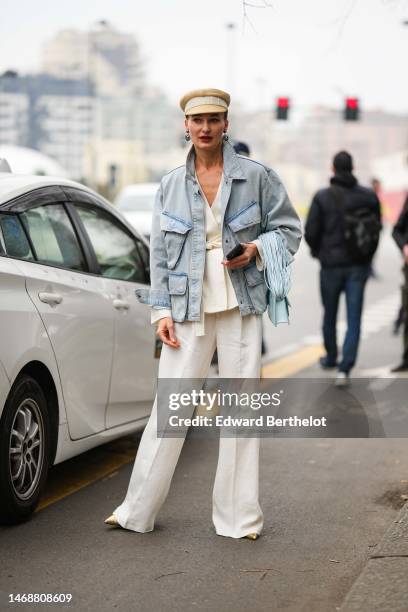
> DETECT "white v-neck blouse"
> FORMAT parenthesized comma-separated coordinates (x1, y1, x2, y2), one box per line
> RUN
(200, 173, 238, 315)
(151, 173, 264, 335)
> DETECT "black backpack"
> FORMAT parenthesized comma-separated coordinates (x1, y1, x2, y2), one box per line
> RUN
(331, 187, 381, 263)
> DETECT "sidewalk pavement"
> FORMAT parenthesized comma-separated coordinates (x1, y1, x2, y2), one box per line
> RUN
(340, 502, 408, 611)
(298, 315, 408, 611)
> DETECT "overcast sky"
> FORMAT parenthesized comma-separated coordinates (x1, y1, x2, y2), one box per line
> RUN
(1, 0, 408, 114)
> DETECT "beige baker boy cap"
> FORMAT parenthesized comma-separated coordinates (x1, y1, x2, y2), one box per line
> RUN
(180, 88, 230, 115)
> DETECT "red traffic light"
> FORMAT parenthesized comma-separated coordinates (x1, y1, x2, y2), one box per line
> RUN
(346, 97, 359, 109)
(344, 97, 360, 121)
(276, 97, 290, 120)
(277, 97, 290, 108)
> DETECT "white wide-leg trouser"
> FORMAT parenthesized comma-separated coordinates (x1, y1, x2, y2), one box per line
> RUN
(113, 307, 264, 538)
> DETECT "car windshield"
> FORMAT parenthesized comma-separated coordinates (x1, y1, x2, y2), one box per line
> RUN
(117, 193, 155, 212)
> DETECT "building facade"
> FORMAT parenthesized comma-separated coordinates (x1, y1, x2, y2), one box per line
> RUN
(0, 73, 95, 179)
(41, 21, 144, 97)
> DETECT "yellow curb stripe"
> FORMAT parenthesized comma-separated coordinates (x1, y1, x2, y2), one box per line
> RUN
(261, 344, 324, 378)
(37, 439, 138, 511)
(38, 343, 323, 511)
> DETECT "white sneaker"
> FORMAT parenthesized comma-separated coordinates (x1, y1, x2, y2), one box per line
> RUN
(335, 372, 350, 387)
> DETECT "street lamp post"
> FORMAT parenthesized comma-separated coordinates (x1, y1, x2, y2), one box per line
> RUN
(225, 22, 236, 98)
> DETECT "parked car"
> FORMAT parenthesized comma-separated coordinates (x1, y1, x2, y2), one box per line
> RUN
(0, 164, 158, 524)
(114, 183, 159, 240)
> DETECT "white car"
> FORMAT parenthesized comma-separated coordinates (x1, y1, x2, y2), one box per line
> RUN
(114, 183, 159, 240)
(0, 165, 159, 524)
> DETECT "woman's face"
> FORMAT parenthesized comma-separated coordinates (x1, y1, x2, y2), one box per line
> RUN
(185, 113, 228, 152)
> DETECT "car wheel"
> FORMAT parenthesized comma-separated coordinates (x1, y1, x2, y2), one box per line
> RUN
(0, 375, 51, 524)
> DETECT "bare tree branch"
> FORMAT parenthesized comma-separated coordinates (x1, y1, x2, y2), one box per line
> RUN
(242, 0, 274, 35)
(321, 0, 359, 55)
(244, 1, 274, 8)
(333, 0, 358, 41)
(242, 8, 258, 34)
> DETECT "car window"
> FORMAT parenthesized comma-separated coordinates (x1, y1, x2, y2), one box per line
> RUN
(0, 214, 34, 260)
(75, 205, 148, 283)
(137, 240, 150, 279)
(20, 204, 86, 271)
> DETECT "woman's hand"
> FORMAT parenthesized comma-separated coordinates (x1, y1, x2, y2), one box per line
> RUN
(403, 244, 408, 264)
(222, 243, 258, 270)
(156, 317, 180, 348)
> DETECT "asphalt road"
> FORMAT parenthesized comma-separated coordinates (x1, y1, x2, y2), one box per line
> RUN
(1, 227, 408, 612)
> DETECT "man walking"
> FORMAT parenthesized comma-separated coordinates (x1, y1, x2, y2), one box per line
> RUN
(305, 151, 382, 386)
(391, 194, 408, 372)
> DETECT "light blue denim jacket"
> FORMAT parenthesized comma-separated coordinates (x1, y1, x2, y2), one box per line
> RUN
(135, 141, 302, 322)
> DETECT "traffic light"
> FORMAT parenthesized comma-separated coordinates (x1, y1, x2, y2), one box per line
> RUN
(344, 97, 360, 121)
(276, 97, 290, 121)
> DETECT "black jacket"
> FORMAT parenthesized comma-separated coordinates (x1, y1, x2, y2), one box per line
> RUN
(305, 173, 382, 267)
(392, 195, 408, 251)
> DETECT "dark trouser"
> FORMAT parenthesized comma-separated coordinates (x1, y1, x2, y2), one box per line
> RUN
(320, 265, 370, 373)
(402, 265, 408, 364)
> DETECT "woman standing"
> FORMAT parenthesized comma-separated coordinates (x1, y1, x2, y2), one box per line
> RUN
(105, 88, 301, 539)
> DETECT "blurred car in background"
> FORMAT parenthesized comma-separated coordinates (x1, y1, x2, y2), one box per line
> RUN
(114, 182, 159, 240)
(0, 162, 158, 525)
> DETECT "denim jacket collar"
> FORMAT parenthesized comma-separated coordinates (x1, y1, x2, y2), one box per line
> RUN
(185, 140, 246, 182)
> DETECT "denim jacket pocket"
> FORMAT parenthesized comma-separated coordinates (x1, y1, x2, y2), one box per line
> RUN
(243, 263, 264, 286)
(168, 272, 188, 321)
(243, 263, 267, 312)
(161, 211, 192, 269)
(226, 201, 261, 233)
(168, 272, 188, 295)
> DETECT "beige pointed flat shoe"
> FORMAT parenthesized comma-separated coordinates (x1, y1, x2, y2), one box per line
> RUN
(104, 514, 120, 526)
(244, 533, 259, 540)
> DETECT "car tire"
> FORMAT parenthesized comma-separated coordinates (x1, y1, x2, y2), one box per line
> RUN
(0, 375, 51, 524)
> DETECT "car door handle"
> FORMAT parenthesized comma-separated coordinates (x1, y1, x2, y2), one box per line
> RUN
(113, 298, 130, 310)
(38, 292, 63, 305)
